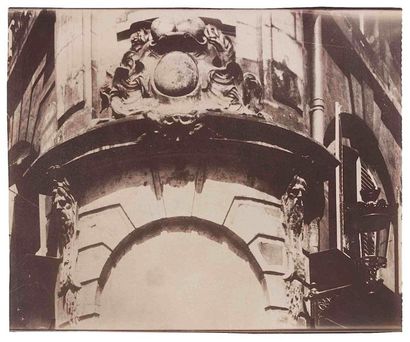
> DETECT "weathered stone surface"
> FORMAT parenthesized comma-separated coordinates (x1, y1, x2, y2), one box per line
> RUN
(8, 8, 402, 331)
(55, 11, 85, 119)
(33, 93, 57, 154)
(224, 198, 282, 243)
(77, 279, 99, 317)
(79, 169, 165, 227)
(249, 237, 287, 274)
(76, 244, 111, 284)
(323, 50, 351, 121)
(154, 52, 199, 97)
(47, 167, 81, 327)
(349, 74, 363, 118)
(157, 163, 197, 217)
(78, 204, 135, 251)
(264, 273, 288, 309)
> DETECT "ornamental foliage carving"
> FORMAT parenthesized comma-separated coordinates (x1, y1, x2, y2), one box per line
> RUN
(100, 16, 264, 120)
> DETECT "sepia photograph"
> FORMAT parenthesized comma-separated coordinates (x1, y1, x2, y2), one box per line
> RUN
(7, 5, 402, 332)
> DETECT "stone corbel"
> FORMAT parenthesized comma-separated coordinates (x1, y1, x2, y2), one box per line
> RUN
(47, 165, 81, 327)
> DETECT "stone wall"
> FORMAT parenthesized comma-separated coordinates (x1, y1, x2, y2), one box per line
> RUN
(8, 8, 402, 330)
(42, 154, 317, 329)
(45, 9, 310, 148)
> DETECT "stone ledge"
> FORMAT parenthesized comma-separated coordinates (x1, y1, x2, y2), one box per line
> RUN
(24, 113, 339, 195)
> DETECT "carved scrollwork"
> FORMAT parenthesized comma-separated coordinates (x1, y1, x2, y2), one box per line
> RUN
(48, 166, 81, 326)
(204, 24, 243, 109)
(100, 16, 265, 120)
(204, 25, 235, 66)
(202, 25, 261, 114)
(100, 29, 152, 118)
(242, 73, 263, 112)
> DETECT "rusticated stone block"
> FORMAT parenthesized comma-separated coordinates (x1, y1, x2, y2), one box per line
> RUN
(263, 273, 288, 310)
(76, 244, 111, 284)
(224, 197, 282, 243)
(78, 204, 135, 251)
(249, 236, 287, 275)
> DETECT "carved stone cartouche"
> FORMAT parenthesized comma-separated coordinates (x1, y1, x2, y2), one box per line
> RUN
(100, 16, 264, 119)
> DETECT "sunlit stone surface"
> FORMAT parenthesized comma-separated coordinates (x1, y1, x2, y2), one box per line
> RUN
(97, 231, 273, 330)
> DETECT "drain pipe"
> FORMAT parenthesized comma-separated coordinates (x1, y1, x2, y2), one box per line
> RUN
(310, 14, 325, 144)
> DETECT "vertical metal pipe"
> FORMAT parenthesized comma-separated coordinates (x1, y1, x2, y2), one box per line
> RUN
(310, 14, 325, 144)
(309, 15, 326, 325)
(335, 102, 344, 250)
(36, 194, 48, 256)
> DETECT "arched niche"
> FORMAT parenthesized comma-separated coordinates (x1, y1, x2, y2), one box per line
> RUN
(80, 216, 278, 330)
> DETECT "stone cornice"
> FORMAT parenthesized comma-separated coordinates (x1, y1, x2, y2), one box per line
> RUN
(24, 113, 339, 194)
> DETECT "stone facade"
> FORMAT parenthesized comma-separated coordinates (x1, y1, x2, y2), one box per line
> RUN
(8, 9, 401, 331)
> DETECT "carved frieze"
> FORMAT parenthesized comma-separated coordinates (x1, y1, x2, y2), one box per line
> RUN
(100, 16, 264, 120)
(48, 166, 81, 326)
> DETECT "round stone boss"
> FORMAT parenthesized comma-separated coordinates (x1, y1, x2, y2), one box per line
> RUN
(153, 51, 199, 97)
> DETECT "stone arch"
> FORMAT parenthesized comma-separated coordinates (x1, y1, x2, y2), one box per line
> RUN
(69, 156, 295, 329)
(75, 216, 289, 330)
(97, 216, 267, 292)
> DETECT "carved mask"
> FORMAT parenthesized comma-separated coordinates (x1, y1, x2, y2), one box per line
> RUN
(283, 176, 307, 236)
(52, 181, 76, 246)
